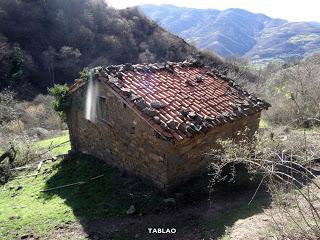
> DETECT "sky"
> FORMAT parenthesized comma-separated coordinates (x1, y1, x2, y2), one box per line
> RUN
(106, 0, 320, 22)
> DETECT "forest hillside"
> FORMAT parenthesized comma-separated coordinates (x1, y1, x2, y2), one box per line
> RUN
(0, 0, 222, 97)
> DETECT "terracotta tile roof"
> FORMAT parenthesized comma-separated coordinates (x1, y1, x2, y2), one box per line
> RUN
(69, 60, 270, 141)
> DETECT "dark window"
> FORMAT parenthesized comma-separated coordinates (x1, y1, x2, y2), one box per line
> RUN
(97, 96, 107, 122)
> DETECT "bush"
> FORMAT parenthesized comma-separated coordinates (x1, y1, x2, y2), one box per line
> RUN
(48, 84, 70, 119)
(21, 94, 64, 130)
(264, 55, 320, 127)
(79, 67, 90, 81)
(0, 89, 19, 125)
(209, 127, 320, 239)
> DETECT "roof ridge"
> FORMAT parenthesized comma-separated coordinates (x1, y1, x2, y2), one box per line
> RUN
(102, 58, 204, 75)
(94, 60, 270, 110)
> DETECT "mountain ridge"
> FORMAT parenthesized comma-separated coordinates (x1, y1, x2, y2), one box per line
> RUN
(139, 4, 320, 63)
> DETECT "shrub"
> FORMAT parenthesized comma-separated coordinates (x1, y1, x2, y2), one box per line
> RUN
(21, 94, 64, 130)
(209, 127, 320, 239)
(79, 67, 90, 81)
(0, 89, 19, 125)
(48, 84, 69, 119)
(264, 55, 320, 127)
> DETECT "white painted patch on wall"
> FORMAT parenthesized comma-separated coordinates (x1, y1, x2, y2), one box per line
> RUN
(85, 70, 98, 122)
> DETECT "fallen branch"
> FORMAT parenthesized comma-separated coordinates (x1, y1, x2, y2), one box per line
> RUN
(37, 140, 70, 157)
(40, 181, 86, 192)
(15, 173, 41, 179)
(16, 140, 70, 165)
(10, 156, 60, 171)
(10, 165, 35, 171)
(40, 174, 104, 192)
(34, 161, 43, 178)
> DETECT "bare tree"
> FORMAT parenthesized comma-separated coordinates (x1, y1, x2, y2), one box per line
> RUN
(41, 46, 57, 86)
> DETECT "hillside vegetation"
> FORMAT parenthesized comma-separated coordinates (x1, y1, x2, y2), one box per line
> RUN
(0, 0, 221, 97)
(139, 4, 320, 64)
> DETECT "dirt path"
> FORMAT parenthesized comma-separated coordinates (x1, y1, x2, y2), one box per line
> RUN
(228, 212, 273, 240)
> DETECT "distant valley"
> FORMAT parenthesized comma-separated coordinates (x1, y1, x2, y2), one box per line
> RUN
(139, 4, 320, 63)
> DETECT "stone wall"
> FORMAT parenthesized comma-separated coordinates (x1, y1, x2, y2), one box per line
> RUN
(66, 79, 262, 192)
(66, 80, 172, 190)
(166, 112, 261, 189)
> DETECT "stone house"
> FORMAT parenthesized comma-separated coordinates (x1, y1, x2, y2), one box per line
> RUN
(66, 60, 270, 191)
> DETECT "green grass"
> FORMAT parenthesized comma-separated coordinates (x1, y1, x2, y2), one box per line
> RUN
(0, 160, 76, 239)
(259, 118, 268, 129)
(34, 132, 70, 156)
(0, 132, 70, 159)
(0, 154, 162, 239)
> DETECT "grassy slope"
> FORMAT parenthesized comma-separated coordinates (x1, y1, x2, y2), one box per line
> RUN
(0, 132, 70, 159)
(34, 132, 71, 156)
(0, 154, 270, 239)
(0, 133, 73, 239)
(0, 153, 163, 239)
(0, 163, 76, 239)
